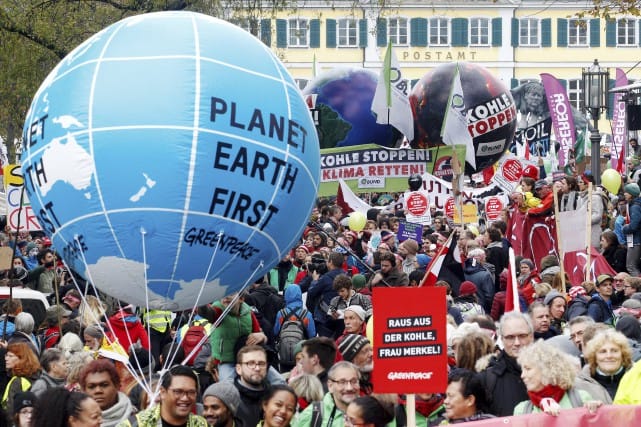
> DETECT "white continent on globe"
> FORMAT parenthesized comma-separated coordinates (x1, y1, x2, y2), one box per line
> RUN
(129, 172, 157, 202)
(52, 115, 84, 129)
(39, 134, 95, 197)
(87, 256, 230, 309)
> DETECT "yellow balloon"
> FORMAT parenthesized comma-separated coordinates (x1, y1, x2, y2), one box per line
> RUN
(348, 211, 367, 232)
(601, 168, 622, 194)
(366, 315, 374, 345)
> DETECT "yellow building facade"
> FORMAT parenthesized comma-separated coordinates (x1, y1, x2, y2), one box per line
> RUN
(258, 0, 641, 115)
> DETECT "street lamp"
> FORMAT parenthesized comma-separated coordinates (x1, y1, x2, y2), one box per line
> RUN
(582, 59, 609, 185)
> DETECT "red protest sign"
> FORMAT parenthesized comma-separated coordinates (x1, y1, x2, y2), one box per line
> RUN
(485, 196, 504, 221)
(406, 191, 429, 216)
(501, 158, 523, 182)
(372, 287, 448, 393)
(444, 197, 455, 218)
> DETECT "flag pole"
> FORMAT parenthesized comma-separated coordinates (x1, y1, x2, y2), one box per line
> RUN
(585, 183, 593, 282)
(552, 186, 567, 291)
(418, 233, 453, 287)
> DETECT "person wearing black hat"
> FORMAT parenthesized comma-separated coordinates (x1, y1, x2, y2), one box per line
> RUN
(338, 334, 373, 395)
(12, 391, 35, 427)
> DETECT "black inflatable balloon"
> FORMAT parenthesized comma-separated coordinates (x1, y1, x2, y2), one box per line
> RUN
(410, 62, 517, 174)
(408, 173, 423, 191)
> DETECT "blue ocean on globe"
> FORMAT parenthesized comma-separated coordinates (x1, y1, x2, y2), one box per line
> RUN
(21, 12, 320, 310)
(303, 67, 401, 149)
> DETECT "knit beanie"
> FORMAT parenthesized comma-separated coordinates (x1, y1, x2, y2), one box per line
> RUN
(519, 259, 535, 270)
(203, 381, 241, 414)
(345, 305, 366, 321)
(624, 183, 640, 198)
(84, 324, 104, 339)
(543, 290, 564, 306)
(458, 281, 477, 297)
(351, 274, 367, 290)
(338, 334, 370, 362)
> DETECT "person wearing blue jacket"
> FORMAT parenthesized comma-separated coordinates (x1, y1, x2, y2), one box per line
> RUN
(622, 183, 641, 276)
(307, 252, 344, 338)
(273, 284, 316, 339)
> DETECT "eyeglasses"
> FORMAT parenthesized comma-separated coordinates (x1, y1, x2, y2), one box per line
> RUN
(168, 388, 197, 399)
(241, 361, 267, 369)
(329, 378, 359, 387)
(502, 333, 531, 343)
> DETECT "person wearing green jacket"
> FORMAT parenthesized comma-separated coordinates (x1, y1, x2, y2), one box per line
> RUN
(293, 361, 360, 427)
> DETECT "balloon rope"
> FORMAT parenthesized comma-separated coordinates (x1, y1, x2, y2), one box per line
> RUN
(140, 227, 153, 388)
(160, 230, 226, 375)
(68, 235, 151, 394)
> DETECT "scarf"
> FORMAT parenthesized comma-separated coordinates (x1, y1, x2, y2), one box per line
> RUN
(398, 394, 444, 418)
(527, 384, 566, 409)
(101, 392, 134, 427)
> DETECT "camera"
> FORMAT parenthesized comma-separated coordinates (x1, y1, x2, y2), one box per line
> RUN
(307, 261, 328, 276)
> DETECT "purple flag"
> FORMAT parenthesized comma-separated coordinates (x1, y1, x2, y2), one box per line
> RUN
(611, 68, 628, 171)
(541, 73, 576, 166)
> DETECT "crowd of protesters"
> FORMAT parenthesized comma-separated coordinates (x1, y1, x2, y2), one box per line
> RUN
(1, 148, 641, 426)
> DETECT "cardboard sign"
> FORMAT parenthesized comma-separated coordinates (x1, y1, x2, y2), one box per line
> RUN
(404, 190, 432, 225)
(485, 196, 504, 221)
(2, 164, 42, 232)
(397, 220, 423, 243)
(372, 286, 448, 393)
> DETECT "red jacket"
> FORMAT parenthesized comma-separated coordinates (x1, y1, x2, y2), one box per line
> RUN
(108, 310, 150, 353)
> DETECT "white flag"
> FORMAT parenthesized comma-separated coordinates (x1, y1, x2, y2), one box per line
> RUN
(441, 64, 475, 170)
(371, 42, 414, 141)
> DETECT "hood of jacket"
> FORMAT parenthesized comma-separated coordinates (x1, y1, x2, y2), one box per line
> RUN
(464, 258, 487, 275)
(108, 310, 140, 328)
(284, 284, 303, 311)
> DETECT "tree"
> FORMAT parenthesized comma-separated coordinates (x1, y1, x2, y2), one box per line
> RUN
(579, 0, 641, 18)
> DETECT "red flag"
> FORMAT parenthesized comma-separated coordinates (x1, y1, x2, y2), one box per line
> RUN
(335, 179, 372, 215)
(563, 247, 617, 285)
(505, 248, 520, 313)
(524, 140, 530, 160)
(420, 233, 464, 295)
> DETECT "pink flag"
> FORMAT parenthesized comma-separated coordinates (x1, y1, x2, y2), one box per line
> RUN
(611, 68, 628, 172)
(541, 73, 576, 167)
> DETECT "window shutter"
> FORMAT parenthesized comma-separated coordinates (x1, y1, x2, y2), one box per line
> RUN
(326, 19, 336, 48)
(310, 20, 320, 48)
(359, 19, 368, 47)
(557, 18, 567, 47)
(492, 17, 502, 46)
(511, 18, 519, 47)
(377, 19, 387, 47)
(511, 78, 519, 89)
(590, 18, 601, 47)
(541, 18, 551, 47)
(410, 18, 427, 46)
(607, 78, 615, 120)
(276, 19, 287, 48)
(451, 18, 468, 47)
(606, 19, 616, 47)
(559, 79, 567, 90)
(411, 79, 420, 89)
(260, 19, 271, 46)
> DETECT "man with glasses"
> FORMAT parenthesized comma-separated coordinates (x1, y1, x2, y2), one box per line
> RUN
(293, 361, 360, 427)
(587, 274, 616, 325)
(233, 345, 270, 427)
(122, 365, 206, 426)
(478, 312, 533, 416)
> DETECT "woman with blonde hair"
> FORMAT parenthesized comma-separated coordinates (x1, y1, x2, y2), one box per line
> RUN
(455, 331, 494, 372)
(515, 340, 601, 415)
(288, 374, 324, 412)
(583, 329, 633, 399)
(78, 295, 106, 328)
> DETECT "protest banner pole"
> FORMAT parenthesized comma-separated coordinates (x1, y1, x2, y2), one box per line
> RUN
(552, 186, 567, 290)
(406, 394, 416, 427)
(585, 183, 593, 282)
(451, 149, 464, 228)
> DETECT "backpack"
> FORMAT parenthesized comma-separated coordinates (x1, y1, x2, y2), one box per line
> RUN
(276, 308, 308, 369)
(600, 192, 613, 230)
(181, 321, 207, 366)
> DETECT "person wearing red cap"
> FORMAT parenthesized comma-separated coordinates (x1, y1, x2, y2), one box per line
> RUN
(452, 281, 484, 321)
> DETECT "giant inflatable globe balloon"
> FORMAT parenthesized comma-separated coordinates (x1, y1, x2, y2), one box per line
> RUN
(303, 68, 401, 148)
(410, 62, 517, 174)
(21, 12, 320, 310)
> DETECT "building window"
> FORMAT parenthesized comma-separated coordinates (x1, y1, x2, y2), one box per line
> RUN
(338, 19, 358, 47)
(470, 17, 490, 46)
(288, 19, 308, 47)
(519, 18, 539, 46)
(388, 17, 409, 45)
(617, 18, 636, 46)
(568, 19, 588, 46)
(568, 79, 582, 110)
(231, 18, 261, 37)
(429, 17, 449, 46)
